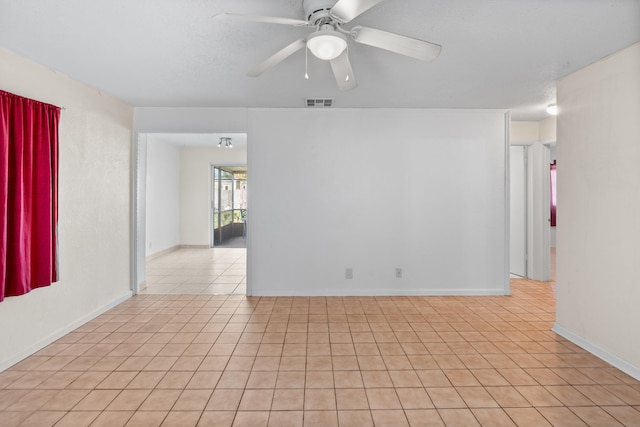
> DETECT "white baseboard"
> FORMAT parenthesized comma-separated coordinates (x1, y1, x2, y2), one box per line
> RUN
(0, 291, 133, 372)
(146, 245, 179, 262)
(250, 288, 508, 297)
(552, 323, 640, 381)
(146, 245, 217, 263)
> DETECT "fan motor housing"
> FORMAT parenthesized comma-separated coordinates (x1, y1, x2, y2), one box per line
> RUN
(303, 0, 338, 25)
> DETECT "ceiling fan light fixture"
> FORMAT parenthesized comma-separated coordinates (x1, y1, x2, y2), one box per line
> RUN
(306, 30, 347, 60)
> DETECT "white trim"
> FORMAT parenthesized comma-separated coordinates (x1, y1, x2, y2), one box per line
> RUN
(552, 323, 640, 381)
(146, 245, 180, 261)
(251, 289, 509, 297)
(132, 133, 147, 295)
(504, 112, 512, 295)
(0, 291, 133, 372)
(131, 131, 140, 295)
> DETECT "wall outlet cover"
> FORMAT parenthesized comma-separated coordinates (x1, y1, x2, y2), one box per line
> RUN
(345, 268, 353, 279)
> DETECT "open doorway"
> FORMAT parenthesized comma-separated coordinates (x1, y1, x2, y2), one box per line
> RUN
(549, 142, 557, 282)
(212, 165, 247, 248)
(510, 145, 528, 278)
(134, 133, 248, 295)
(508, 142, 552, 282)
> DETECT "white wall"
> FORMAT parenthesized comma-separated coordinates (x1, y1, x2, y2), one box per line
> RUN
(510, 121, 539, 145)
(180, 147, 247, 246)
(249, 108, 509, 296)
(0, 49, 133, 370)
(554, 43, 640, 379)
(145, 136, 180, 255)
(510, 118, 556, 146)
(135, 108, 248, 133)
(539, 117, 557, 144)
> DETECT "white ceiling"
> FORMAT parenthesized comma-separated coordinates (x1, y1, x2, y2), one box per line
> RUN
(1, 0, 639, 120)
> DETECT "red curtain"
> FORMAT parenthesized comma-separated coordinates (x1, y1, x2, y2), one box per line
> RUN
(550, 161, 557, 227)
(0, 90, 60, 301)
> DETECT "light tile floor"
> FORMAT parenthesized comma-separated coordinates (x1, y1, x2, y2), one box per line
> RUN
(1, 279, 640, 426)
(142, 248, 246, 295)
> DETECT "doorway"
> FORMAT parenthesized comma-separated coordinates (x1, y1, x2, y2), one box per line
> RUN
(510, 145, 528, 278)
(549, 143, 557, 281)
(507, 142, 552, 282)
(211, 165, 247, 248)
(133, 133, 248, 295)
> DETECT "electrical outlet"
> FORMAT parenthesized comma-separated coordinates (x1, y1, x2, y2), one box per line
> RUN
(395, 268, 402, 278)
(345, 268, 353, 279)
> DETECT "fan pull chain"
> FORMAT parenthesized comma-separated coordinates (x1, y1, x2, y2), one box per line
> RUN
(305, 45, 309, 80)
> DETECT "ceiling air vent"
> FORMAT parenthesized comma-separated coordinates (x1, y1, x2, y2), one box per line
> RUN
(305, 98, 333, 108)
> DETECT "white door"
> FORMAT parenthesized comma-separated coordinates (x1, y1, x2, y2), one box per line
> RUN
(510, 146, 527, 277)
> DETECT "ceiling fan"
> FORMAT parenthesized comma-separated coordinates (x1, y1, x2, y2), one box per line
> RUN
(215, 0, 442, 91)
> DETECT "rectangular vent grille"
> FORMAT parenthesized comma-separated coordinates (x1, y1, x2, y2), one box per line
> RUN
(306, 98, 333, 108)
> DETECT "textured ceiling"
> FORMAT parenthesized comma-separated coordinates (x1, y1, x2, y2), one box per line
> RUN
(1, 0, 639, 120)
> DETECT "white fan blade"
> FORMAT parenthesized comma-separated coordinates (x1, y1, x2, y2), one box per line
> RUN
(330, 50, 357, 91)
(330, 0, 385, 23)
(214, 13, 309, 27)
(247, 39, 307, 77)
(351, 26, 442, 61)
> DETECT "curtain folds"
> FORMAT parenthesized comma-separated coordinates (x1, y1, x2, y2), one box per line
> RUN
(0, 90, 60, 301)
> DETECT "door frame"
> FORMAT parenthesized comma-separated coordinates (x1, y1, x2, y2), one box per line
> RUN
(132, 132, 145, 295)
(210, 163, 247, 248)
(131, 135, 250, 296)
(505, 140, 552, 282)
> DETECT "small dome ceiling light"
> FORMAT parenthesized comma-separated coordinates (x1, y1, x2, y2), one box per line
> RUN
(218, 137, 233, 148)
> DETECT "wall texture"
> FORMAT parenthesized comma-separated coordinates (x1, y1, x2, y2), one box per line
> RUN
(0, 48, 133, 370)
(555, 43, 640, 378)
(248, 108, 509, 296)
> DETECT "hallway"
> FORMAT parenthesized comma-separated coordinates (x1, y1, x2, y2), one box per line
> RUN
(142, 248, 246, 295)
